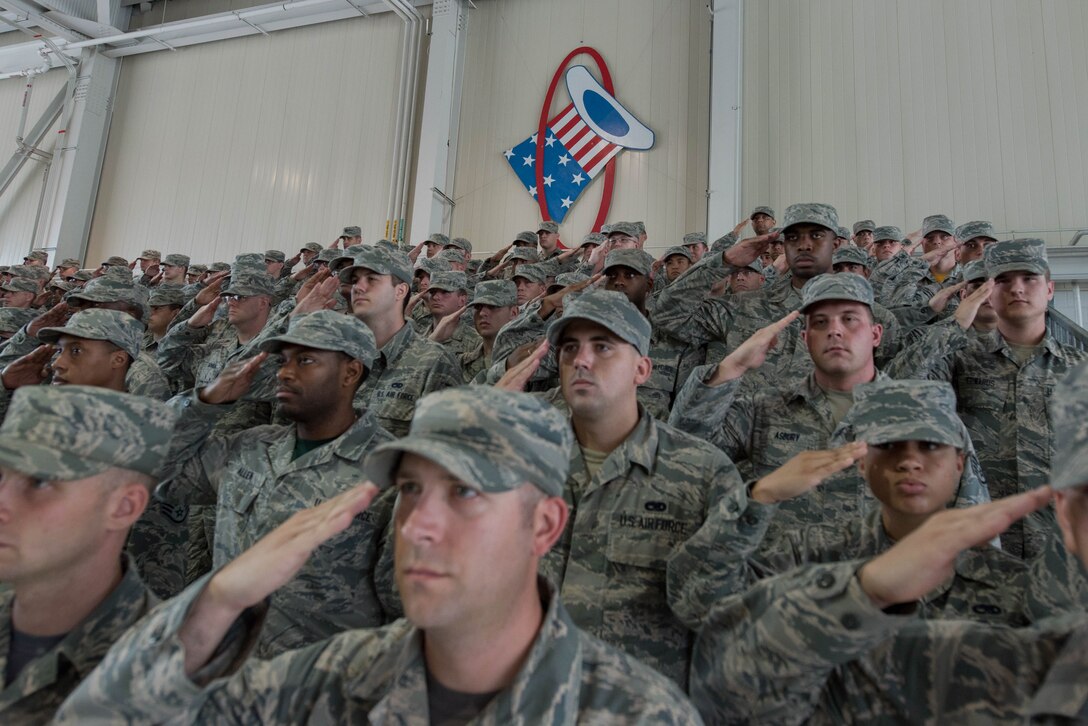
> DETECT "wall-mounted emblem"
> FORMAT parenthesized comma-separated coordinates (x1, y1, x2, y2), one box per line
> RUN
(503, 47, 655, 230)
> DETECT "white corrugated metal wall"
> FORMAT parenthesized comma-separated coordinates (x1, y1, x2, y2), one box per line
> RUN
(449, 0, 711, 257)
(0, 69, 67, 266)
(87, 11, 412, 267)
(740, 0, 1088, 248)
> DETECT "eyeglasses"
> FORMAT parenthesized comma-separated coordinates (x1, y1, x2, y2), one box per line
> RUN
(220, 293, 253, 302)
(64, 276, 79, 283)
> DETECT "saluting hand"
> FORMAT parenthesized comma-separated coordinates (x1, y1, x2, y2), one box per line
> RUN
(707, 311, 800, 385)
(750, 442, 868, 504)
(953, 279, 995, 331)
(198, 352, 269, 405)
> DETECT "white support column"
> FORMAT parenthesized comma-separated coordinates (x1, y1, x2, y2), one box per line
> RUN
(36, 49, 121, 264)
(706, 0, 743, 240)
(407, 0, 467, 243)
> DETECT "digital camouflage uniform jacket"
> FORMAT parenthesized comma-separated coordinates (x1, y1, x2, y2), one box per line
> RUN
(354, 321, 463, 437)
(887, 320, 1088, 558)
(0, 558, 156, 724)
(668, 505, 1088, 631)
(54, 578, 702, 725)
(542, 409, 746, 689)
(160, 393, 397, 657)
(690, 560, 1088, 724)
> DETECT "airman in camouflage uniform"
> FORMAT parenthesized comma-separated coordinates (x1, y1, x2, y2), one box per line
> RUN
(160, 311, 396, 657)
(56, 386, 700, 725)
(0, 275, 171, 400)
(653, 203, 901, 391)
(669, 379, 1082, 630)
(143, 285, 186, 353)
(0, 386, 174, 724)
(460, 279, 518, 383)
(338, 247, 463, 437)
(831, 244, 872, 277)
(883, 214, 963, 310)
(887, 238, 1088, 558)
(0, 308, 36, 344)
(540, 289, 745, 688)
(687, 363, 1088, 724)
(414, 271, 481, 357)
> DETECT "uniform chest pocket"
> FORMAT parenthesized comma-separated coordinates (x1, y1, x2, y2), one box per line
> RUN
(605, 507, 693, 570)
(227, 473, 265, 516)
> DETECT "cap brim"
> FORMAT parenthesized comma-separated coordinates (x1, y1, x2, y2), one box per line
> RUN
(856, 422, 963, 448)
(0, 437, 111, 481)
(800, 293, 873, 313)
(546, 311, 648, 355)
(259, 333, 364, 363)
(363, 435, 519, 493)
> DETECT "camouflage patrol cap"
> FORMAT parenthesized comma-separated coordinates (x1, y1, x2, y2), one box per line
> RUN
(736, 257, 764, 274)
(314, 248, 340, 264)
(537, 221, 560, 234)
(222, 273, 276, 297)
(15, 265, 51, 282)
(513, 231, 539, 246)
(781, 203, 839, 232)
(342, 226, 362, 238)
(67, 276, 137, 305)
(300, 242, 323, 254)
(955, 220, 997, 242)
(208, 262, 231, 273)
(48, 279, 73, 293)
(264, 249, 286, 263)
(984, 238, 1049, 278)
(599, 224, 612, 235)
(633, 221, 646, 235)
(57, 258, 81, 269)
(365, 386, 573, 496)
(578, 233, 606, 249)
(511, 262, 548, 284)
(1050, 361, 1088, 490)
(872, 226, 905, 243)
(835, 227, 851, 240)
(961, 260, 988, 283)
(846, 379, 966, 449)
(852, 220, 876, 235)
(0, 307, 36, 333)
(683, 232, 707, 247)
(23, 250, 49, 263)
(662, 246, 694, 262)
(261, 309, 377, 368)
(799, 272, 874, 312)
(469, 279, 517, 307)
(101, 256, 129, 267)
(72, 269, 94, 281)
(607, 222, 639, 238)
(100, 265, 133, 283)
(506, 247, 540, 264)
(435, 249, 466, 265)
(554, 271, 590, 287)
(921, 214, 956, 237)
(163, 254, 190, 268)
(750, 206, 776, 219)
(137, 249, 161, 260)
(0, 385, 178, 480)
(187, 264, 208, 276)
(416, 256, 452, 277)
(547, 289, 651, 355)
(428, 271, 468, 293)
(330, 245, 368, 273)
(832, 245, 872, 269)
(38, 308, 145, 360)
(603, 248, 654, 277)
(1, 277, 39, 294)
(148, 286, 186, 307)
(426, 232, 451, 247)
(374, 239, 398, 252)
(454, 237, 473, 253)
(232, 253, 266, 276)
(338, 246, 414, 285)
(444, 236, 469, 252)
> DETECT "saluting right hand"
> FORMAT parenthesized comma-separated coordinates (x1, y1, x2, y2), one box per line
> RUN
(180, 483, 380, 675)
(953, 279, 995, 330)
(27, 302, 70, 339)
(723, 232, 777, 270)
(194, 271, 229, 306)
(707, 311, 800, 385)
(1, 344, 55, 390)
(750, 442, 868, 504)
(858, 487, 1053, 609)
(198, 352, 269, 405)
(187, 296, 221, 329)
(497, 339, 548, 391)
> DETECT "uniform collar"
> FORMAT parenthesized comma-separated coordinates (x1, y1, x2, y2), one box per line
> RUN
(363, 578, 582, 724)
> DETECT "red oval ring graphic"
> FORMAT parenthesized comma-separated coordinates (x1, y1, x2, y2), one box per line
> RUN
(535, 47, 615, 234)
